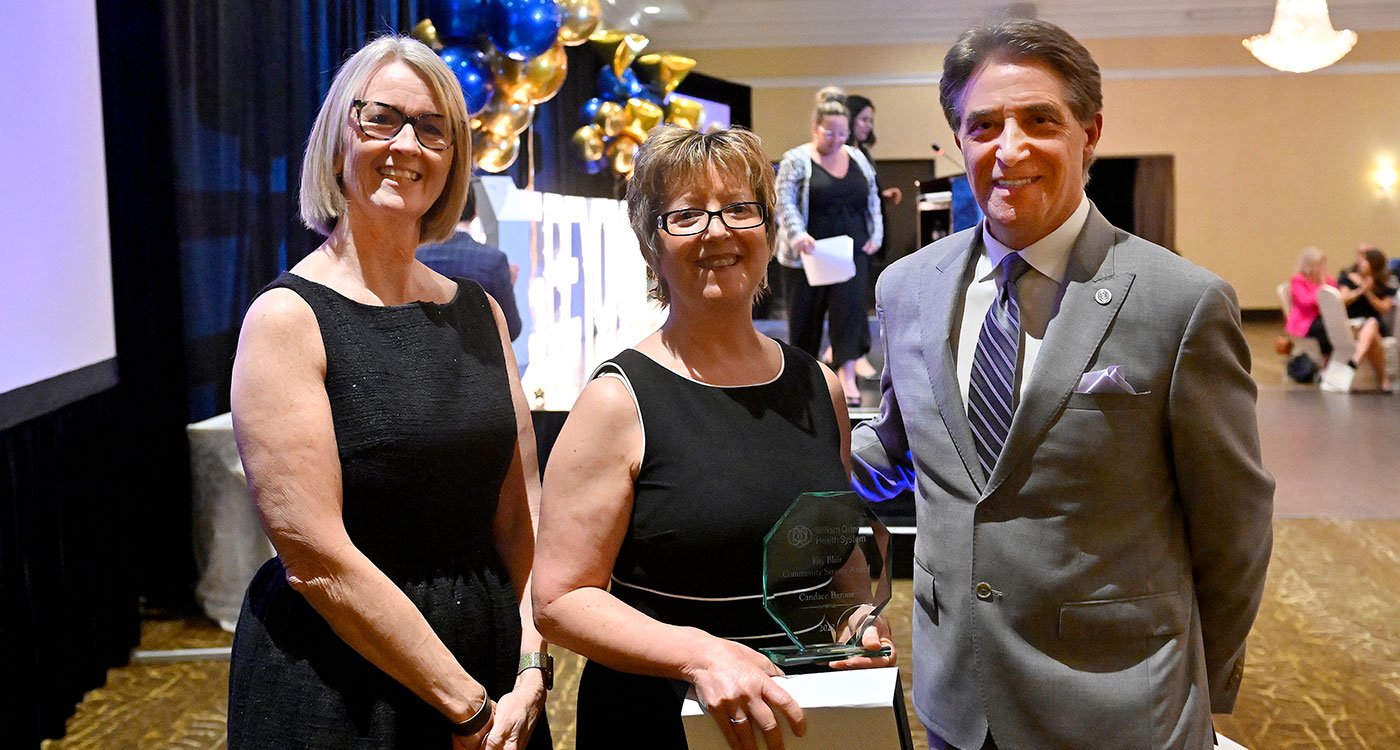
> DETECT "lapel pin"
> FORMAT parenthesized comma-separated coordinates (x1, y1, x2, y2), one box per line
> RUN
(1094, 288, 1112, 305)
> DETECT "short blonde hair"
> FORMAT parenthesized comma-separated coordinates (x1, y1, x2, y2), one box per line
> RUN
(626, 126, 778, 307)
(299, 36, 472, 244)
(1294, 246, 1326, 278)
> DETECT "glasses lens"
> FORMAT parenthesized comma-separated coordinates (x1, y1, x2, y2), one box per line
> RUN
(358, 102, 404, 139)
(721, 203, 764, 229)
(414, 113, 452, 150)
(665, 209, 710, 235)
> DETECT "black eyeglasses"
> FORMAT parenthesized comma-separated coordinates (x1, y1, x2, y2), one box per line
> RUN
(656, 202, 768, 237)
(351, 100, 454, 151)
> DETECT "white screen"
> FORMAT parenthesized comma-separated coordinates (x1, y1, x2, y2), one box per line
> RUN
(0, 0, 117, 402)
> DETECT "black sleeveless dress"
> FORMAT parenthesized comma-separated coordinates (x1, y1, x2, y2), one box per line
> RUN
(574, 342, 850, 749)
(227, 273, 550, 749)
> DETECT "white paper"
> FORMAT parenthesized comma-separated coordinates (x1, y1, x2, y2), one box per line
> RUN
(1215, 733, 1248, 749)
(682, 667, 908, 749)
(801, 235, 856, 287)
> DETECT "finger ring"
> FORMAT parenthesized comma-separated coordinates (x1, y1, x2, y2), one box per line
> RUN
(729, 716, 748, 725)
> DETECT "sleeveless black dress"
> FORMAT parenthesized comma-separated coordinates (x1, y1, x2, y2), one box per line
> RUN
(227, 273, 550, 750)
(574, 342, 850, 749)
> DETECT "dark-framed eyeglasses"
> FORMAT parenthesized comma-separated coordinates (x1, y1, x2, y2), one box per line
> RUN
(656, 202, 768, 237)
(351, 99, 454, 151)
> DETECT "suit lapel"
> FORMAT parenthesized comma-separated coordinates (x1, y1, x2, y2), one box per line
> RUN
(983, 207, 1135, 497)
(922, 234, 985, 492)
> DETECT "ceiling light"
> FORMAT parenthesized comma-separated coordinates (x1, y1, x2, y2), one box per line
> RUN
(1242, 0, 1357, 73)
(642, 5, 661, 13)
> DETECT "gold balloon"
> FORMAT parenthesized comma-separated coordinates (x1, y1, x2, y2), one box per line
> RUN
(665, 96, 703, 130)
(655, 54, 696, 97)
(608, 136, 639, 176)
(571, 124, 605, 162)
(622, 97, 665, 143)
(588, 28, 625, 45)
(638, 53, 696, 97)
(594, 100, 627, 138)
(495, 40, 568, 105)
(474, 130, 519, 173)
(612, 33, 650, 77)
(411, 19, 444, 52)
(475, 92, 535, 138)
(558, 0, 602, 45)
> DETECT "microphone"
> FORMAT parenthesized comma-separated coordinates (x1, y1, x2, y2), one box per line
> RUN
(930, 143, 965, 171)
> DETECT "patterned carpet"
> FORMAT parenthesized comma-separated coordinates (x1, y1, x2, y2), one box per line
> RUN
(42, 323, 1400, 749)
(42, 522, 1400, 750)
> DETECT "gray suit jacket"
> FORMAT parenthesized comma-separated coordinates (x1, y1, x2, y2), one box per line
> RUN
(852, 206, 1273, 750)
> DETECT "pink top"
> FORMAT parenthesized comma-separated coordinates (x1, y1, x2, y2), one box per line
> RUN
(1286, 273, 1335, 337)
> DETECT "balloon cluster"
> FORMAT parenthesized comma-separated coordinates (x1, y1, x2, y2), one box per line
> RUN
(415, 0, 603, 173)
(572, 31, 697, 178)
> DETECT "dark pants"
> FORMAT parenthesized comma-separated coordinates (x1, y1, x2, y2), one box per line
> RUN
(1306, 315, 1333, 357)
(784, 252, 871, 367)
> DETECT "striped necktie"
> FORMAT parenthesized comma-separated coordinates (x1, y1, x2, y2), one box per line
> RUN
(967, 252, 1032, 479)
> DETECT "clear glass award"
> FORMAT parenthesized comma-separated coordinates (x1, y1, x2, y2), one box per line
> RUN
(760, 491, 893, 667)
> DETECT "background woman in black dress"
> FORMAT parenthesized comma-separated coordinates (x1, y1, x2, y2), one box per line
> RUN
(227, 36, 549, 749)
(843, 94, 901, 382)
(533, 126, 894, 750)
(1337, 246, 1395, 391)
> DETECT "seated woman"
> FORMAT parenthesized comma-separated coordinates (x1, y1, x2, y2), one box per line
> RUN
(532, 125, 895, 750)
(1286, 246, 1335, 358)
(1337, 246, 1396, 390)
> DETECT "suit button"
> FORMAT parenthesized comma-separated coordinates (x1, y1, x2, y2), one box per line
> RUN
(975, 582, 994, 601)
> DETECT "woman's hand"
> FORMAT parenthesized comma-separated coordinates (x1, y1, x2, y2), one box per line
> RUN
(686, 637, 805, 750)
(827, 612, 897, 670)
(862, 239, 880, 256)
(880, 186, 903, 205)
(793, 234, 816, 255)
(482, 670, 547, 750)
(449, 700, 496, 750)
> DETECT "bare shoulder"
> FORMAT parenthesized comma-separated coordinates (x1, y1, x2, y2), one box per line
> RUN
(234, 287, 324, 382)
(241, 287, 317, 341)
(570, 371, 641, 433)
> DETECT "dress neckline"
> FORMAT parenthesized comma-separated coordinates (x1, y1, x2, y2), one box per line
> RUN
(287, 271, 462, 310)
(626, 339, 787, 389)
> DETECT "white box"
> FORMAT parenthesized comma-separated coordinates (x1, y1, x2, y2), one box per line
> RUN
(681, 667, 911, 749)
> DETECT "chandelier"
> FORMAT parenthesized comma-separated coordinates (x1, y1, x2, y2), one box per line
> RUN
(1242, 0, 1357, 73)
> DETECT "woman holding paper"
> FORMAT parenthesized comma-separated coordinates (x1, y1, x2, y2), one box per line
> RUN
(533, 125, 895, 750)
(774, 88, 883, 407)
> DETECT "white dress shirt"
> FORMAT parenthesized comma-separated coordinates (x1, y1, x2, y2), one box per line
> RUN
(955, 195, 1091, 408)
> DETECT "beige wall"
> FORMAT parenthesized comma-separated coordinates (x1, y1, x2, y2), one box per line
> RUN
(679, 32, 1400, 309)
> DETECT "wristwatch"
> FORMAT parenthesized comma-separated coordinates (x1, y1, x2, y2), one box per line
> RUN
(518, 651, 554, 691)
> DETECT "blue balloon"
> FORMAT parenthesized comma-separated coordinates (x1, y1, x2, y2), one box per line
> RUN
(440, 45, 495, 115)
(487, 0, 562, 61)
(597, 66, 644, 102)
(425, 0, 487, 42)
(579, 97, 605, 125)
(581, 156, 608, 175)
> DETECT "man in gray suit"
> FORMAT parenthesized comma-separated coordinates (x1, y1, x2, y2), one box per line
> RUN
(851, 19, 1273, 750)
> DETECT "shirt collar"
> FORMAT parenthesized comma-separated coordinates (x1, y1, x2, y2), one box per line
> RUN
(979, 194, 1091, 284)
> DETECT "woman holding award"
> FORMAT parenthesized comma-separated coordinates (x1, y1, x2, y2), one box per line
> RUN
(533, 125, 895, 750)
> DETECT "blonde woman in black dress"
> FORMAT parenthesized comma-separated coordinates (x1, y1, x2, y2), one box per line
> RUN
(228, 36, 549, 750)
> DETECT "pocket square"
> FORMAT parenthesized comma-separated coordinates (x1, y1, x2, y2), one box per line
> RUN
(1075, 365, 1143, 395)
